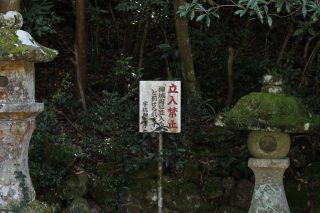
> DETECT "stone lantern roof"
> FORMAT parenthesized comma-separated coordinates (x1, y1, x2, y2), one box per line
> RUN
(0, 11, 58, 62)
(215, 73, 320, 133)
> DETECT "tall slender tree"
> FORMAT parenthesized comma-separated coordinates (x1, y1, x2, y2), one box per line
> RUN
(75, 0, 87, 111)
(173, 0, 198, 96)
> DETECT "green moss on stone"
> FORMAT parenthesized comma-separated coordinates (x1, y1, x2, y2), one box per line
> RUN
(0, 29, 28, 58)
(202, 178, 224, 200)
(0, 28, 58, 62)
(58, 173, 89, 201)
(21, 200, 52, 213)
(216, 92, 320, 133)
(38, 192, 62, 213)
(63, 198, 91, 213)
(172, 182, 205, 211)
(124, 178, 158, 211)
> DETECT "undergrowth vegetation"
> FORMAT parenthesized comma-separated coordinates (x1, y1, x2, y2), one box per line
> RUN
(19, 0, 320, 212)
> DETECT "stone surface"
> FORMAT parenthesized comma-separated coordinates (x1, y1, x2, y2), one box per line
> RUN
(123, 178, 158, 212)
(0, 9, 57, 210)
(0, 118, 36, 210)
(58, 173, 89, 201)
(214, 206, 248, 213)
(261, 73, 283, 94)
(202, 178, 224, 200)
(247, 131, 291, 158)
(63, 198, 99, 213)
(0, 11, 23, 29)
(215, 92, 320, 133)
(89, 180, 113, 205)
(123, 178, 212, 212)
(38, 191, 62, 213)
(0, 61, 37, 103)
(222, 176, 235, 194)
(0, 11, 58, 62)
(21, 200, 52, 213)
(172, 182, 209, 212)
(215, 74, 320, 133)
(248, 158, 290, 213)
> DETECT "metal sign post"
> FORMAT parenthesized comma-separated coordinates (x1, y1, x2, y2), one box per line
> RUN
(139, 81, 181, 213)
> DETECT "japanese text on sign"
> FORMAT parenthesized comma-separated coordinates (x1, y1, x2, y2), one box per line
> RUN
(139, 81, 181, 133)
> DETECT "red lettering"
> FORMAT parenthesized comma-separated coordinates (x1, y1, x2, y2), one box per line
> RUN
(168, 107, 178, 118)
(168, 120, 178, 129)
(168, 96, 178, 105)
(168, 83, 178, 93)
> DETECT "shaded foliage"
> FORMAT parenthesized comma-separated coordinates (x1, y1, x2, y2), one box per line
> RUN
(23, 0, 320, 211)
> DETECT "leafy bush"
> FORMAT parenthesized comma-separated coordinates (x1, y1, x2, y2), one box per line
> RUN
(29, 105, 81, 190)
(22, 0, 63, 37)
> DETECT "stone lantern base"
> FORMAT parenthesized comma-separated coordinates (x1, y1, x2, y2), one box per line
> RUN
(248, 158, 290, 213)
(0, 118, 36, 209)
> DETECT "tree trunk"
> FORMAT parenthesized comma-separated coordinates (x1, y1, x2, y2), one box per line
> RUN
(227, 47, 236, 106)
(94, 0, 99, 63)
(138, 11, 150, 68)
(276, 20, 294, 66)
(0, 0, 20, 12)
(76, 0, 87, 111)
(173, 0, 198, 96)
(299, 38, 320, 88)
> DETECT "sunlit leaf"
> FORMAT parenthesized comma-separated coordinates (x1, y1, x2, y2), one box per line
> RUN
(285, 2, 291, 12)
(234, 9, 246, 17)
(196, 14, 206, 21)
(267, 16, 272, 27)
(196, 3, 206, 12)
(275, 0, 284, 12)
(302, 5, 307, 18)
(239, 0, 248, 4)
(257, 11, 263, 23)
(190, 10, 195, 20)
(263, 5, 268, 14)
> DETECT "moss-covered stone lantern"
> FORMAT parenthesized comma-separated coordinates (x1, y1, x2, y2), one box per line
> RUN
(0, 11, 57, 210)
(215, 74, 320, 212)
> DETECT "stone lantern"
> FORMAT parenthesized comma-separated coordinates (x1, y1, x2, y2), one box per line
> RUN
(0, 11, 57, 210)
(215, 74, 320, 212)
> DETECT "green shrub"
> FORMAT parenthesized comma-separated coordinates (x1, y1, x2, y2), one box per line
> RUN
(29, 106, 81, 190)
(22, 0, 63, 37)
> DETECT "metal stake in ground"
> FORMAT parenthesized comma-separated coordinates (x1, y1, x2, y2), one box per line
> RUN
(158, 133, 164, 213)
(139, 81, 181, 213)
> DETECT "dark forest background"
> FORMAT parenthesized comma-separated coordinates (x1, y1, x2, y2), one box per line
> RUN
(15, 0, 320, 212)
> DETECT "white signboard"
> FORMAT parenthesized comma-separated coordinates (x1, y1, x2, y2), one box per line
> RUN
(139, 81, 181, 133)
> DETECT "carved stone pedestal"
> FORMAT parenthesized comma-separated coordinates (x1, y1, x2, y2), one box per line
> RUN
(0, 10, 57, 210)
(248, 158, 290, 213)
(0, 118, 37, 208)
(215, 73, 320, 212)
